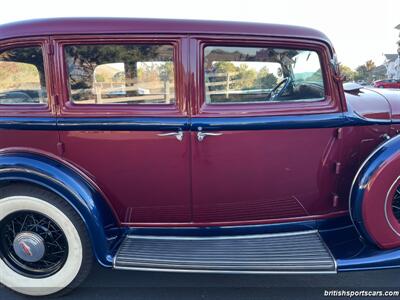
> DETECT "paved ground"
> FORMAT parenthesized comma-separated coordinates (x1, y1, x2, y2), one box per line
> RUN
(2, 265, 400, 299)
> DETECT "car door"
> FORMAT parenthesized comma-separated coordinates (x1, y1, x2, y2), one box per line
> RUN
(189, 37, 345, 225)
(53, 35, 192, 224)
(390, 80, 399, 88)
(0, 38, 59, 156)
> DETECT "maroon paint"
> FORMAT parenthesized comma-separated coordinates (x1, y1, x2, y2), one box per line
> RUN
(0, 18, 333, 47)
(189, 36, 340, 117)
(60, 130, 192, 223)
(0, 37, 55, 116)
(186, 35, 342, 223)
(51, 35, 189, 117)
(0, 18, 397, 228)
(0, 37, 61, 193)
(373, 88, 400, 120)
(0, 132, 58, 155)
(362, 154, 400, 248)
(346, 89, 392, 121)
(190, 128, 343, 222)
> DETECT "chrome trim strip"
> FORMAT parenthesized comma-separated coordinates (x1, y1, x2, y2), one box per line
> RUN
(318, 232, 338, 272)
(113, 265, 337, 274)
(124, 229, 319, 240)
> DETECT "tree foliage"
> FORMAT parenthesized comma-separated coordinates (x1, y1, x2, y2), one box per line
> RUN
(339, 64, 356, 81)
(256, 66, 278, 89)
(211, 62, 278, 90)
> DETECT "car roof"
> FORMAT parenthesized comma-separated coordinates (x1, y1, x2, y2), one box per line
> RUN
(0, 18, 333, 46)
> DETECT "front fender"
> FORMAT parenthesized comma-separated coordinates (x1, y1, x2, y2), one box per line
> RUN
(0, 151, 122, 267)
(350, 134, 400, 249)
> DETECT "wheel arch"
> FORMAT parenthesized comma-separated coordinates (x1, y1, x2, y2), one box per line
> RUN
(350, 134, 400, 249)
(0, 149, 123, 267)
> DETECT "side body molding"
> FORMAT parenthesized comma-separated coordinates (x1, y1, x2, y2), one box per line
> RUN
(0, 151, 122, 267)
(350, 134, 400, 249)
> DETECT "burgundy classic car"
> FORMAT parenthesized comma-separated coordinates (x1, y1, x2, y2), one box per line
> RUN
(374, 79, 400, 89)
(0, 18, 400, 297)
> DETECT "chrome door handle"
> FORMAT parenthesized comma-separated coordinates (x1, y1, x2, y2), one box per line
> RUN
(197, 127, 223, 142)
(157, 131, 183, 141)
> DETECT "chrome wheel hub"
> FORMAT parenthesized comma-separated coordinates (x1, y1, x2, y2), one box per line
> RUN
(0, 210, 68, 277)
(13, 232, 45, 263)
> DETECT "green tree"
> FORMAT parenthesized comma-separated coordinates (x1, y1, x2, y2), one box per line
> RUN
(158, 62, 174, 81)
(213, 61, 237, 74)
(355, 65, 369, 82)
(339, 64, 356, 82)
(365, 60, 376, 72)
(255, 66, 277, 89)
(235, 64, 257, 89)
(354, 60, 377, 83)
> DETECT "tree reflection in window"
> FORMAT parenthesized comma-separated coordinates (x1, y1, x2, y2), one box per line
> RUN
(0, 46, 47, 104)
(64, 44, 175, 105)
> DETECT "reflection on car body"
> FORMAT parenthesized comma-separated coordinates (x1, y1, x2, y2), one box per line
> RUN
(0, 18, 399, 297)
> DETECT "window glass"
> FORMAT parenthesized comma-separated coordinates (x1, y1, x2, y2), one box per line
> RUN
(204, 46, 325, 104)
(65, 44, 175, 105)
(0, 46, 47, 105)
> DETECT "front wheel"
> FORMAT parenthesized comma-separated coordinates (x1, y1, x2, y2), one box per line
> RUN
(0, 183, 92, 296)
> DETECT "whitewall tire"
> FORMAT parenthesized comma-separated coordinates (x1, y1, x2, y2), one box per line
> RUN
(0, 184, 92, 296)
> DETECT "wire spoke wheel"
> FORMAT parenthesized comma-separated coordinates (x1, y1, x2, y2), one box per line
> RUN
(0, 210, 68, 278)
(392, 187, 400, 222)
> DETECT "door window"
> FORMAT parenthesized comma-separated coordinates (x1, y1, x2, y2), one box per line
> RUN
(203, 46, 324, 104)
(0, 46, 47, 105)
(64, 44, 175, 105)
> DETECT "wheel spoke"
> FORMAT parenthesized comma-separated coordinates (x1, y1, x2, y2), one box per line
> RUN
(20, 215, 28, 231)
(11, 220, 16, 237)
(392, 188, 400, 224)
(0, 210, 68, 277)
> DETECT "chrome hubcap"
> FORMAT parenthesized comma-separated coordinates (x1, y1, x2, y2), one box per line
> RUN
(0, 210, 68, 277)
(13, 232, 45, 263)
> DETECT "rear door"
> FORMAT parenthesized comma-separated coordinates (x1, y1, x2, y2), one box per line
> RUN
(189, 37, 344, 225)
(0, 37, 59, 155)
(53, 35, 192, 224)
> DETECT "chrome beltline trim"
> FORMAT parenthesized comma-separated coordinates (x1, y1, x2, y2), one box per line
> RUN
(124, 229, 319, 240)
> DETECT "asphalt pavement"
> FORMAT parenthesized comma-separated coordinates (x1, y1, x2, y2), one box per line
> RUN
(1, 264, 400, 299)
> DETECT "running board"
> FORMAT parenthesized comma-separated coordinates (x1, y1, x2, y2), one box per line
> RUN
(113, 230, 336, 274)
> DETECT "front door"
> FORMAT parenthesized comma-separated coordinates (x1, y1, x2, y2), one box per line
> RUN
(53, 36, 192, 224)
(190, 38, 344, 225)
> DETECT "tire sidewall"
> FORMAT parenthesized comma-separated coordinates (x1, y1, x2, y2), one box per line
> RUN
(0, 195, 83, 296)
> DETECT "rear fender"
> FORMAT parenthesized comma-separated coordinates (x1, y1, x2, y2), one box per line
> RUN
(350, 134, 400, 249)
(0, 150, 122, 267)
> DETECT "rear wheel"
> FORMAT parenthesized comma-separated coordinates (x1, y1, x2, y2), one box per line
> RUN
(0, 183, 92, 296)
(391, 185, 400, 223)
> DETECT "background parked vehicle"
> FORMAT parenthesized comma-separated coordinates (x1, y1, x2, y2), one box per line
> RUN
(374, 79, 400, 88)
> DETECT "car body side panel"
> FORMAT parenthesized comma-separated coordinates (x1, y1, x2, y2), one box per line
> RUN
(59, 129, 192, 223)
(190, 127, 341, 222)
(0, 151, 121, 267)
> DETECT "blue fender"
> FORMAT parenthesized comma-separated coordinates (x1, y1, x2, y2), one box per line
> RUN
(350, 134, 400, 249)
(0, 151, 123, 267)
